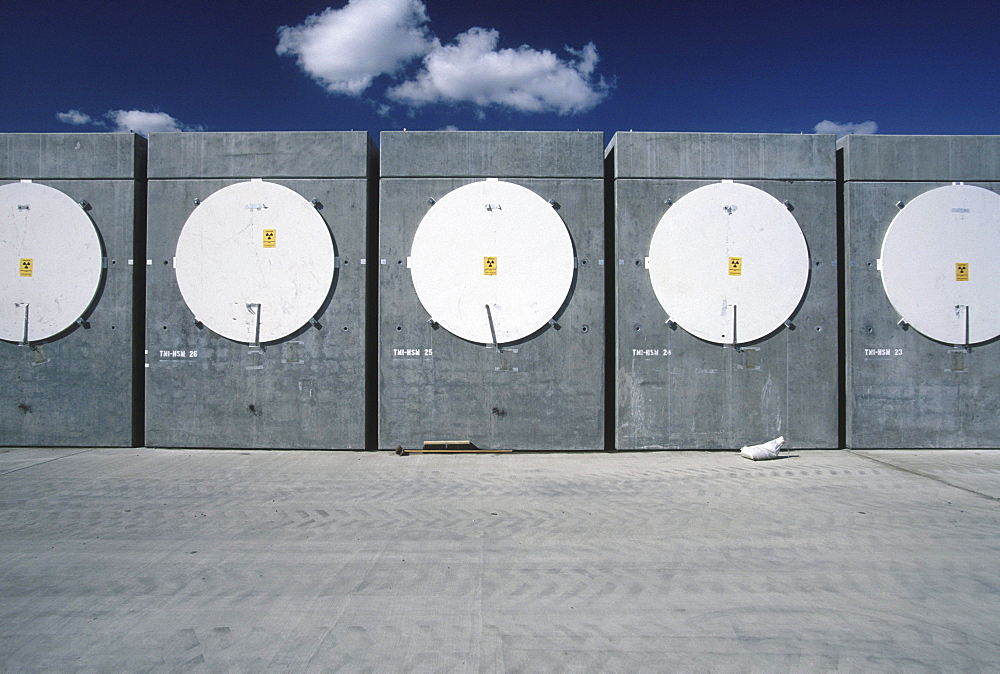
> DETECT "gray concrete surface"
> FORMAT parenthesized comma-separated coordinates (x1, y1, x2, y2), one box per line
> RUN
(1, 133, 145, 447)
(839, 135, 1000, 183)
(380, 130, 600, 178)
(0, 133, 143, 179)
(840, 135, 1000, 448)
(607, 131, 834, 181)
(147, 131, 377, 179)
(145, 132, 375, 449)
(2, 448, 998, 670)
(610, 133, 839, 449)
(379, 131, 605, 450)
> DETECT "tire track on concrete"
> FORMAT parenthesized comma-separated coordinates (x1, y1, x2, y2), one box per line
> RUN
(849, 450, 1000, 502)
(0, 448, 96, 476)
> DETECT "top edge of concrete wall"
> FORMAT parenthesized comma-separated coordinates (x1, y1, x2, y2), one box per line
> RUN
(0, 133, 146, 180)
(380, 130, 603, 178)
(606, 132, 836, 180)
(148, 131, 377, 179)
(837, 134, 1000, 182)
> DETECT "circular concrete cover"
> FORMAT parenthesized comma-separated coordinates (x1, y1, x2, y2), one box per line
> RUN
(409, 179, 574, 345)
(174, 180, 335, 344)
(880, 183, 1000, 345)
(647, 181, 809, 344)
(0, 181, 103, 343)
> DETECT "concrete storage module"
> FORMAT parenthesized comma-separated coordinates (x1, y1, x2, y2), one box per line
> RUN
(840, 135, 1000, 448)
(379, 131, 605, 450)
(0, 133, 146, 447)
(145, 132, 376, 448)
(608, 132, 839, 449)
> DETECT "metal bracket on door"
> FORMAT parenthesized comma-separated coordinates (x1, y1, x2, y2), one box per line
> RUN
(20, 303, 29, 346)
(964, 305, 972, 353)
(247, 303, 263, 351)
(732, 304, 742, 352)
(485, 304, 502, 353)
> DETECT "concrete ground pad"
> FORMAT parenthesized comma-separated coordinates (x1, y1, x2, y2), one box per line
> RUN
(1, 448, 998, 670)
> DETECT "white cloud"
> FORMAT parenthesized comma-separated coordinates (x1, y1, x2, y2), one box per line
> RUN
(277, 2, 609, 115)
(276, 0, 436, 96)
(106, 110, 199, 136)
(388, 28, 607, 114)
(55, 108, 199, 136)
(814, 119, 878, 138)
(56, 109, 98, 126)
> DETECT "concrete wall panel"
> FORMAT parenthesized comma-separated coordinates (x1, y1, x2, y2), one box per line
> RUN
(148, 131, 374, 179)
(608, 132, 834, 181)
(0, 133, 141, 180)
(378, 132, 604, 450)
(145, 133, 373, 449)
(841, 134, 1000, 448)
(840, 135, 1000, 183)
(1, 133, 144, 446)
(381, 131, 601, 178)
(612, 132, 838, 449)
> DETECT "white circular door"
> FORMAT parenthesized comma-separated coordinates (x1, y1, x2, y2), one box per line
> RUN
(880, 183, 1000, 345)
(409, 179, 575, 345)
(647, 181, 809, 344)
(174, 180, 336, 344)
(0, 181, 103, 343)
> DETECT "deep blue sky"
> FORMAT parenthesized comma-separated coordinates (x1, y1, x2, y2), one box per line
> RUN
(2, 0, 997, 142)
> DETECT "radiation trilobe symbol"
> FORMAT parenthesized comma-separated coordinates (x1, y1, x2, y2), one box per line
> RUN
(262, 229, 276, 248)
(728, 256, 742, 276)
(956, 262, 969, 281)
(19, 258, 33, 277)
(483, 256, 497, 276)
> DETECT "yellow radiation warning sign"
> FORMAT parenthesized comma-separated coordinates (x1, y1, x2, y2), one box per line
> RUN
(956, 262, 969, 281)
(728, 257, 742, 276)
(262, 229, 276, 248)
(484, 256, 497, 276)
(19, 258, 32, 277)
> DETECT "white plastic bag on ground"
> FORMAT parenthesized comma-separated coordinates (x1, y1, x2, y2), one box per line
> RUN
(740, 436, 784, 461)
